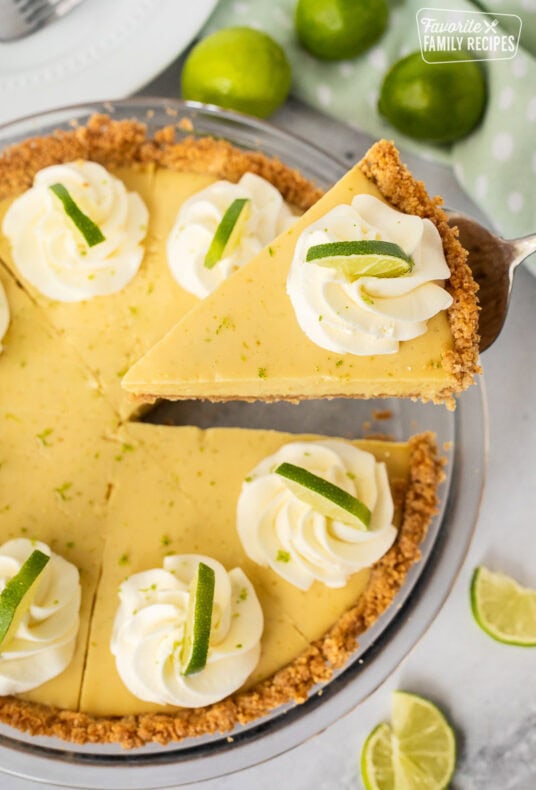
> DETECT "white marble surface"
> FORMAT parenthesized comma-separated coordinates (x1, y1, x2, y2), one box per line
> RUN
(5, 61, 536, 790)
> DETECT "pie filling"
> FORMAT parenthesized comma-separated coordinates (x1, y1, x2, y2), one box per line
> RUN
(0, 116, 459, 745)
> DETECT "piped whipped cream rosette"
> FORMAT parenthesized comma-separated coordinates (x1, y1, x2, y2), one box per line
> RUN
(2, 161, 148, 302)
(286, 194, 453, 355)
(111, 554, 263, 707)
(237, 441, 397, 590)
(167, 172, 295, 298)
(0, 281, 9, 352)
(0, 539, 81, 694)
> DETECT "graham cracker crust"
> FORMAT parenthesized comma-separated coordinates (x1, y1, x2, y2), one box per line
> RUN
(359, 141, 480, 402)
(0, 433, 443, 748)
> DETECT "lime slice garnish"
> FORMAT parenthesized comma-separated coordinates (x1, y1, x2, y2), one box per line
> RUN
(471, 566, 536, 646)
(49, 183, 106, 248)
(180, 561, 216, 676)
(361, 691, 456, 790)
(275, 461, 371, 529)
(0, 549, 50, 650)
(305, 240, 414, 280)
(204, 198, 251, 270)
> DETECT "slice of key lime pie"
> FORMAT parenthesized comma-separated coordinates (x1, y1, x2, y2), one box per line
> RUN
(123, 140, 479, 408)
(0, 115, 447, 747)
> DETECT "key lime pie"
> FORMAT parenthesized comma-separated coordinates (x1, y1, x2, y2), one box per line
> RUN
(0, 114, 448, 747)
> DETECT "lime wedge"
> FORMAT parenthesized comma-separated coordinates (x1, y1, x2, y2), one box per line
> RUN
(180, 561, 216, 676)
(361, 691, 456, 790)
(204, 198, 251, 270)
(275, 461, 371, 529)
(49, 183, 105, 248)
(361, 724, 394, 790)
(0, 549, 50, 650)
(306, 240, 413, 280)
(471, 566, 536, 646)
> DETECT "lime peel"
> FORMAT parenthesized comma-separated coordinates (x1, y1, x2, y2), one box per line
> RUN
(204, 198, 251, 270)
(180, 561, 216, 676)
(49, 183, 105, 247)
(306, 240, 413, 280)
(471, 566, 536, 647)
(275, 461, 371, 529)
(0, 549, 50, 650)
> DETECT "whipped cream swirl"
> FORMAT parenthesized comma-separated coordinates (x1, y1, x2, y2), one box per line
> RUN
(287, 194, 453, 355)
(0, 539, 81, 695)
(167, 172, 295, 298)
(237, 441, 396, 590)
(2, 161, 148, 302)
(0, 281, 9, 352)
(111, 554, 263, 707)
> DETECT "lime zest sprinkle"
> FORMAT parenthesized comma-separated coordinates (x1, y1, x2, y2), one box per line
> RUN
(276, 549, 291, 563)
(118, 553, 129, 566)
(54, 482, 72, 501)
(49, 183, 105, 247)
(258, 367, 268, 379)
(36, 428, 54, 446)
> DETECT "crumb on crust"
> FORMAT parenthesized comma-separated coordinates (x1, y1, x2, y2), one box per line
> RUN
(0, 114, 321, 212)
(0, 433, 443, 748)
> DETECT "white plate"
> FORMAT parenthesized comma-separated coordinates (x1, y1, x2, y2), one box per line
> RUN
(0, 0, 217, 125)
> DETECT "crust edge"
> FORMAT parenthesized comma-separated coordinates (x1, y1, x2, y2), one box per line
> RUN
(358, 140, 481, 395)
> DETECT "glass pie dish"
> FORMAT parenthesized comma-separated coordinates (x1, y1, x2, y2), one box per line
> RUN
(0, 99, 487, 789)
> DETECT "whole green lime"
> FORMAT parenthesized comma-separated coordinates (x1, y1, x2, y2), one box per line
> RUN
(378, 51, 487, 144)
(181, 27, 291, 119)
(295, 0, 388, 60)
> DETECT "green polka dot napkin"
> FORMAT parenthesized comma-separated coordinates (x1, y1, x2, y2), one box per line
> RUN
(203, 0, 536, 243)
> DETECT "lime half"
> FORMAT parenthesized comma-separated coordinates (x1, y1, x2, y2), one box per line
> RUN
(361, 691, 456, 790)
(306, 240, 413, 280)
(204, 198, 251, 269)
(49, 183, 105, 247)
(0, 549, 50, 650)
(275, 461, 371, 529)
(471, 566, 536, 646)
(181, 561, 216, 676)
